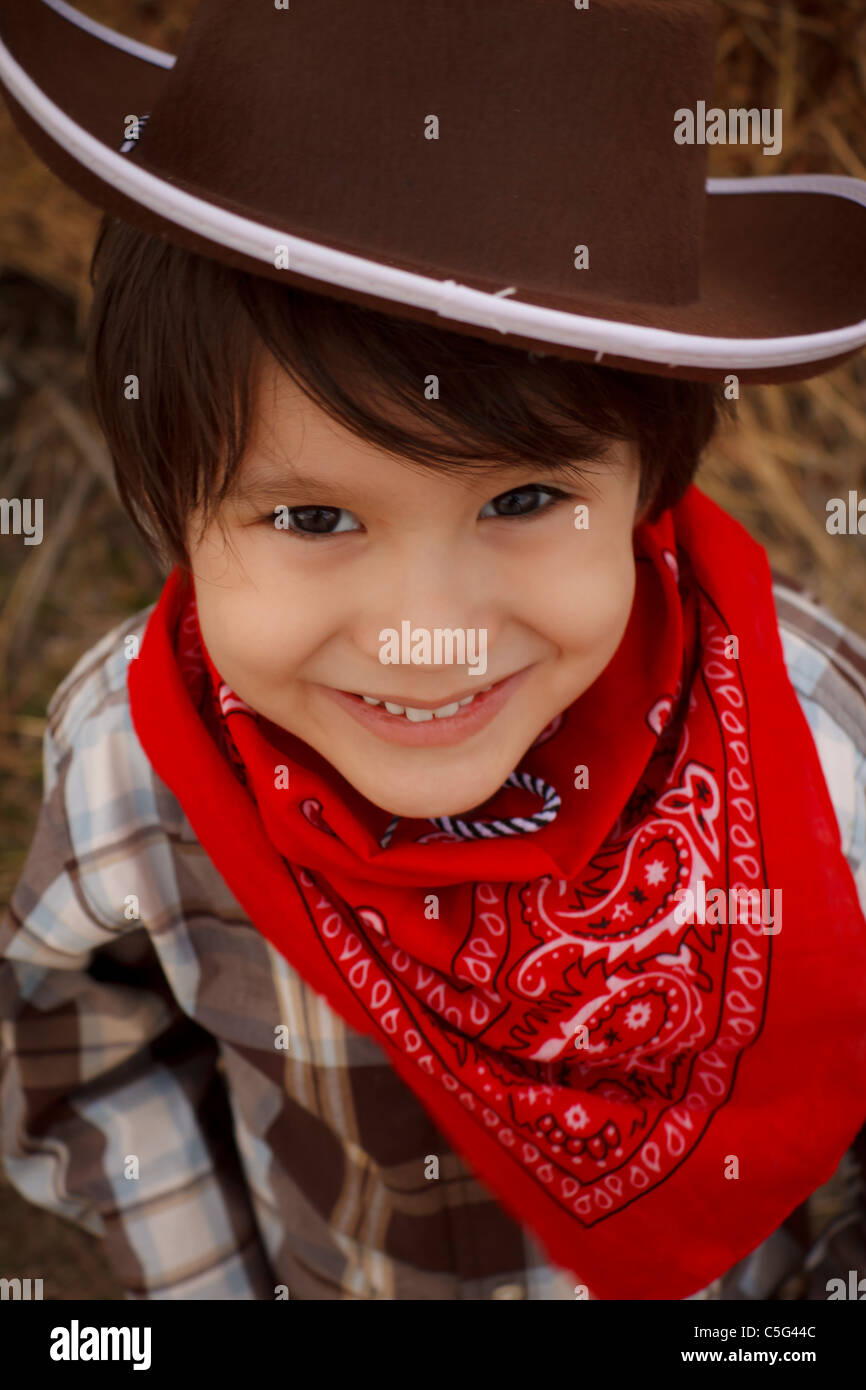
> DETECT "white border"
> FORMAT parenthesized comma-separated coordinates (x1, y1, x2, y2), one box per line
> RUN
(4, 6, 866, 369)
(40, 0, 175, 69)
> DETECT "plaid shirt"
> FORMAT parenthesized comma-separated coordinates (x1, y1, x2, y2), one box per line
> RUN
(2, 574, 865, 1302)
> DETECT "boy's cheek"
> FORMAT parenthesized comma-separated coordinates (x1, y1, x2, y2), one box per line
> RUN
(195, 611, 312, 702)
(573, 576, 635, 664)
(529, 540, 636, 646)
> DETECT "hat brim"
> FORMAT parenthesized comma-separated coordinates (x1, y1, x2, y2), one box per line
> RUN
(3, 0, 866, 384)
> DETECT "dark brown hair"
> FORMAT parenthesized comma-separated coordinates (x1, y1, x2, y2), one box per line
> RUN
(86, 214, 734, 573)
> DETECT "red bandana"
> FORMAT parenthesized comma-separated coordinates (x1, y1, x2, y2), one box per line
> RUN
(128, 484, 866, 1300)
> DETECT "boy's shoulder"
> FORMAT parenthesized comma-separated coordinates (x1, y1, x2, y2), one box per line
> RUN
(44, 603, 155, 776)
(29, 600, 192, 937)
(772, 572, 866, 756)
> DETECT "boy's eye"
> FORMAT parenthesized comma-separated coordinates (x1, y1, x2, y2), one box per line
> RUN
(478, 484, 571, 519)
(278, 506, 362, 537)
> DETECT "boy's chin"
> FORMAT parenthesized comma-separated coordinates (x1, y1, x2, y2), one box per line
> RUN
(348, 763, 522, 824)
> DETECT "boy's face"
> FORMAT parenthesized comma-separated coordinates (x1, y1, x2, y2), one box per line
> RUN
(188, 357, 642, 820)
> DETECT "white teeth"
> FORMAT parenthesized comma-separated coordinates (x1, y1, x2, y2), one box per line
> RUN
(354, 688, 496, 720)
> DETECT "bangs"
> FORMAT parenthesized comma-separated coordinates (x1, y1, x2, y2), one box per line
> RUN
(86, 216, 734, 571)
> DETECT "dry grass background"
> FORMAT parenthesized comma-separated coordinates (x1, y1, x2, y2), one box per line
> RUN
(0, 0, 864, 1299)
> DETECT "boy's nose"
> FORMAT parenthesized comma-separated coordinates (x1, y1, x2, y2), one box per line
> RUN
(349, 548, 500, 669)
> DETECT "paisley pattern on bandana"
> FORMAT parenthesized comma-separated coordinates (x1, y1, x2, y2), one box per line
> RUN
(129, 484, 866, 1299)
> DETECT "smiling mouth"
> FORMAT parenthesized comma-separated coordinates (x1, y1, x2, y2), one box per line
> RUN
(338, 678, 501, 722)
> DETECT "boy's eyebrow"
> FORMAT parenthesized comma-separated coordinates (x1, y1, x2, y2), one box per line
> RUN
(227, 472, 358, 506)
(226, 456, 608, 507)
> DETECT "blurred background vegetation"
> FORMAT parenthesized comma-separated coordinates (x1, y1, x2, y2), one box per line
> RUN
(0, 0, 864, 1299)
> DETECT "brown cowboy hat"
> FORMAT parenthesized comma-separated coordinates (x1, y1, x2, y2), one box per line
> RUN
(2, 0, 866, 384)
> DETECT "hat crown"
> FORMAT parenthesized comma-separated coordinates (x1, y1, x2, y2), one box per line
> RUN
(136, 0, 717, 307)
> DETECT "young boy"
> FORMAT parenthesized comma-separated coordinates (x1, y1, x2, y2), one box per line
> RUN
(2, 0, 866, 1302)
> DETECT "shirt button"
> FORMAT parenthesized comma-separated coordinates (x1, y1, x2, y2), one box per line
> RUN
(491, 1283, 525, 1299)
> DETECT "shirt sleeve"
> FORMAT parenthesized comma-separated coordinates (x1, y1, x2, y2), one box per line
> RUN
(775, 583, 866, 916)
(0, 720, 276, 1300)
